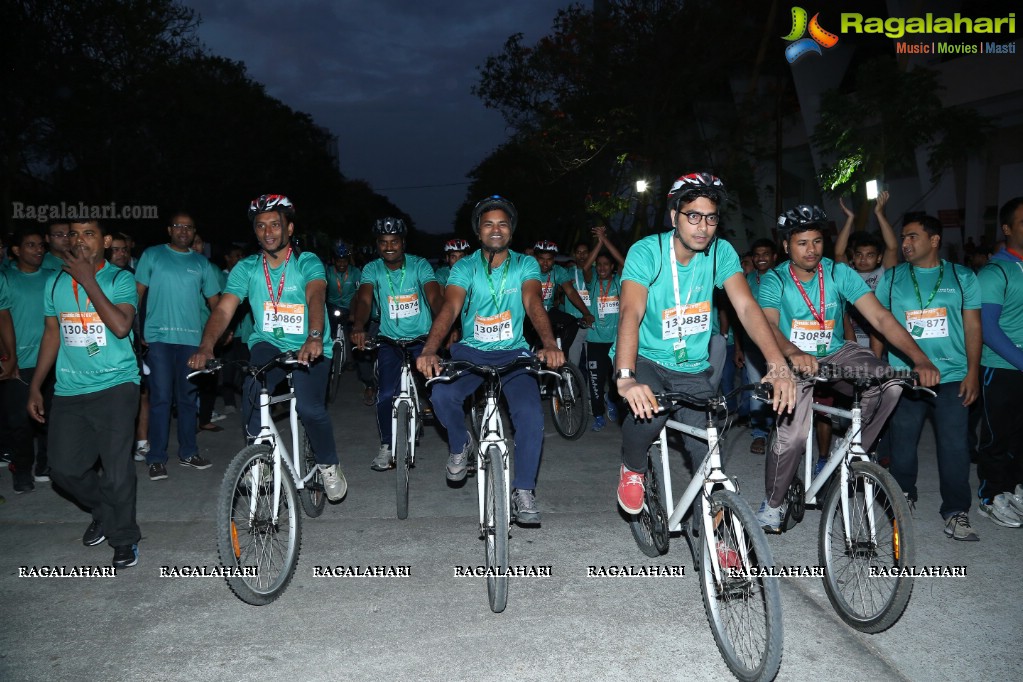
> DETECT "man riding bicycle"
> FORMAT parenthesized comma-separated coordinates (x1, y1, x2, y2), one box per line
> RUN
(435, 238, 471, 288)
(613, 172, 797, 515)
(529, 240, 594, 354)
(417, 196, 564, 525)
(187, 194, 347, 502)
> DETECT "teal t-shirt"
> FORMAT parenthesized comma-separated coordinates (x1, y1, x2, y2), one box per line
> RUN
(539, 263, 572, 311)
(758, 258, 871, 357)
(4, 265, 59, 367)
(448, 250, 542, 351)
(224, 250, 333, 356)
(434, 265, 451, 288)
(977, 255, 1023, 369)
(360, 255, 437, 340)
(135, 245, 222, 345)
(326, 264, 361, 308)
(199, 267, 229, 327)
(586, 272, 621, 344)
(561, 265, 591, 318)
(876, 261, 980, 382)
(613, 232, 741, 372)
(43, 263, 140, 396)
(42, 252, 64, 271)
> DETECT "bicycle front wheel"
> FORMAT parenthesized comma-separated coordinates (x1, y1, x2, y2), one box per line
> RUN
(628, 444, 670, 557)
(395, 403, 412, 520)
(699, 489, 783, 682)
(818, 461, 914, 633)
(297, 422, 325, 518)
(326, 344, 343, 403)
(550, 363, 588, 440)
(217, 445, 302, 605)
(483, 445, 509, 613)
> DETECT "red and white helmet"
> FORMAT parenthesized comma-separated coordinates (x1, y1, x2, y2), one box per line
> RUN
(667, 172, 727, 209)
(444, 238, 471, 253)
(533, 240, 559, 254)
(249, 194, 295, 222)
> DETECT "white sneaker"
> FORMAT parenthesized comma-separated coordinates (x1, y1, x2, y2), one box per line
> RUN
(1008, 485, 1023, 517)
(134, 441, 150, 462)
(755, 499, 785, 533)
(210, 411, 227, 423)
(318, 464, 347, 502)
(370, 445, 393, 471)
(978, 493, 1022, 528)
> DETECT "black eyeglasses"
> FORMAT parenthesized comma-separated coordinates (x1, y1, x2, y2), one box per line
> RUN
(679, 211, 720, 226)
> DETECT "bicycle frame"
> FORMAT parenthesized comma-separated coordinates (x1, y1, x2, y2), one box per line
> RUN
(475, 382, 511, 531)
(390, 351, 421, 465)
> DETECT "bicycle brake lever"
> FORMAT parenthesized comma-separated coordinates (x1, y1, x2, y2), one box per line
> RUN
(753, 382, 774, 403)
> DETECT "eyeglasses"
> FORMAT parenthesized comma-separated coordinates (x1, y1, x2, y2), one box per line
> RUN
(679, 211, 720, 226)
(170, 223, 196, 230)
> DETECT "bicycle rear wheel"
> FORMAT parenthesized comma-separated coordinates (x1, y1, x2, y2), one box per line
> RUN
(217, 445, 302, 605)
(550, 363, 588, 440)
(483, 445, 509, 613)
(297, 422, 325, 518)
(628, 444, 670, 557)
(699, 489, 783, 681)
(395, 403, 412, 520)
(818, 461, 914, 633)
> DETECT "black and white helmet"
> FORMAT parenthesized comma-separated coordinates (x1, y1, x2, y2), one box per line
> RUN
(470, 195, 517, 235)
(533, 240, 559, 254)
(777, 205, 827, 236)
(249, 194, 295, 222)
(372, 217, 407, 236)
(667, 172, 727, 209)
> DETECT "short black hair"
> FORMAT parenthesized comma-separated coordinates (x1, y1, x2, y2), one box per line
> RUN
(903, 212, 943, 243)
(13, 225, 46, 246)
(999, 197, 1023, 228)
(68, 219, 106, 235)
(750, 238, 777, 254)
(850, 232, 884, 253)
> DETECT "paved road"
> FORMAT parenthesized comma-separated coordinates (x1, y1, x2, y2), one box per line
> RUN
(1, 368, 1020, 681)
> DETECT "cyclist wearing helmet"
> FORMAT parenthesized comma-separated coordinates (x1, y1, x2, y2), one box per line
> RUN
(435, 238, 471, 288)
(351, 217, 443, 471)
(614, 172, 797, 517)
(753, 203, 939, 532)
(326, 240, 361, 314)
(530, 240, 595, 353)
(188, 194, 348, 503)
(417, 195, 563, 525)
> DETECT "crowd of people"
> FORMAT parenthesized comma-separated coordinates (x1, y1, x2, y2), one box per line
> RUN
(2, 177, 1022, 569)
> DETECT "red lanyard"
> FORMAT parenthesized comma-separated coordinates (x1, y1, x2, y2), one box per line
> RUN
(262, 248, 292, 314)
(598, 277, 614, 299)
(789, 263, 826, 329)
(72, 262, 106, 324)
(334, 269, 348, 296)
(1006, 246, 1023, 262)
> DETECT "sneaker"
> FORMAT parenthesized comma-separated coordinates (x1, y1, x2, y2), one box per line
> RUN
(362, 386, 377, 406)
(13, 472, 34, 494)
(717, 541, 742, 570)
(112, 544, 139, 569)
(512, 488, 541, 525)
(978, 493, 1023, 528)
(813, 457, 828, 479)
(318, 464, 348, 502)
(371, 445, 394, 472)
(750, 436, 766, 455)
(0, 451, 11, 463)
(209, 411, 227, 423)
(1008, 485, 1023, 517)
(944, 512, 979, 541)
(617, 465, 645, 514)
(756, 500, 784, 533)
(604, 394, 618, 422)
(82, 520, 106, 546)
(148, 463, 168, 481)
(446, 445, 469, 482)
(134, 441, 150, 462)
(179, 455, 212, 470)
(591, 415, 606, 432)
(34, 468, 51, 483)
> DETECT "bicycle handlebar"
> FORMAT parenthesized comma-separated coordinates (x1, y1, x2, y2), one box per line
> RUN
(425, 355, 558, 385)
(360, 335, 429, 351)
(187, 351, 300, 381)
(642, 382, 774, 414)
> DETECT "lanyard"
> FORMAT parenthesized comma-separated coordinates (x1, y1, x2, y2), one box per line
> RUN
(262, 247, 292, 315)
(385, 259, 408, 325)
(669, 233, 696, 340)
(334, 268, 349, 296)
(909, 261, 944, 310)
(71, 262, 107, 324)
(1006, 246, 1023, 261)
(789, 263, 826, 329)
(598, 276, 615, 299)
(575, 267, 583, 290)
(483, 250, 510, 311)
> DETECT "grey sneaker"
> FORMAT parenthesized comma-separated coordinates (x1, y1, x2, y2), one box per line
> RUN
(1008, 485, 1023, 516)
(512, 488, 541, 525)
(318, 464, 348, 502)
(944, 512, 979, 541)
(371, 445, 393, 471)
(756, 499, 784, 533)
(446, 445, 469, 482)
(978, 493, 1022, 528)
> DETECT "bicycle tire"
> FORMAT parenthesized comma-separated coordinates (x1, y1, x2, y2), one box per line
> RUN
(326, 344, 343, 403)
(483, 444, 509, 613)
(216, 444, 302, 605)
(550, 363, 588, 440)
(699, 489, 784, 682)
(395, 403, 412, 520)
(818, 461, 915, 633)
(297, 422, 325, 518)
(628, 444, 671, 557)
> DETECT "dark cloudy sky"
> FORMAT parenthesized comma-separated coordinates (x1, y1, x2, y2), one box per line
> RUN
(189, 0, 570, 233)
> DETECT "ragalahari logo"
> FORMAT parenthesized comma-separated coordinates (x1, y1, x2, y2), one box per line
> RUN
(783, 7, 839, 63)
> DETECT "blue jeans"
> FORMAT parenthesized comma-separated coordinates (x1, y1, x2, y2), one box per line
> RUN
(887, 382, 971, 518)
(429, 344, 544, 491)
(147, 341, 198, 464)
(375, 340, 424, 446)
(244, 342, 339, 466)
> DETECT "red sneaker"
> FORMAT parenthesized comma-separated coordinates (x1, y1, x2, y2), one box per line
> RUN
(617, 465, 646, 514)
(716, 541, 742, 570)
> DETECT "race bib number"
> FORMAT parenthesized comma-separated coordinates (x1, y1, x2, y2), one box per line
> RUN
(262, 302, 305, 335)
(474, 311, 513, 343)
(661, 301, 711, 340)
(789, 319, 835, 355)
(59, 312, 107, 348)
(905, 308, 948, 339)
(542, 281, 555, 303)
(577, 289, 591, 308)
(598, 295, 619, 318)
(388, 293, 420, 320)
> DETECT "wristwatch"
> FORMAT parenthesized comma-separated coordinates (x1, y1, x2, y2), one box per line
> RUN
(308, 330, 323, 340)
(614, 368, 635, 381)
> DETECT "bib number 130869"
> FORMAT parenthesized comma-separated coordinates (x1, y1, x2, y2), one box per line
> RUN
(262, 302, 305, 335)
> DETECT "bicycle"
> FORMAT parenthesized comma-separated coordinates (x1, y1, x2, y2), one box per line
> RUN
(628, 383, 783, 682)
(767, 363, 933, 633)
(326, 305, 351, 403)
(190, 351, 325, 605)
(530, 321, 589, 440)
(427, 354, 559, 613)
(362, 335, 427, 520)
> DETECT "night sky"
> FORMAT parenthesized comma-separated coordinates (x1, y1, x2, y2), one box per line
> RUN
(188, 0, 570, 234)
